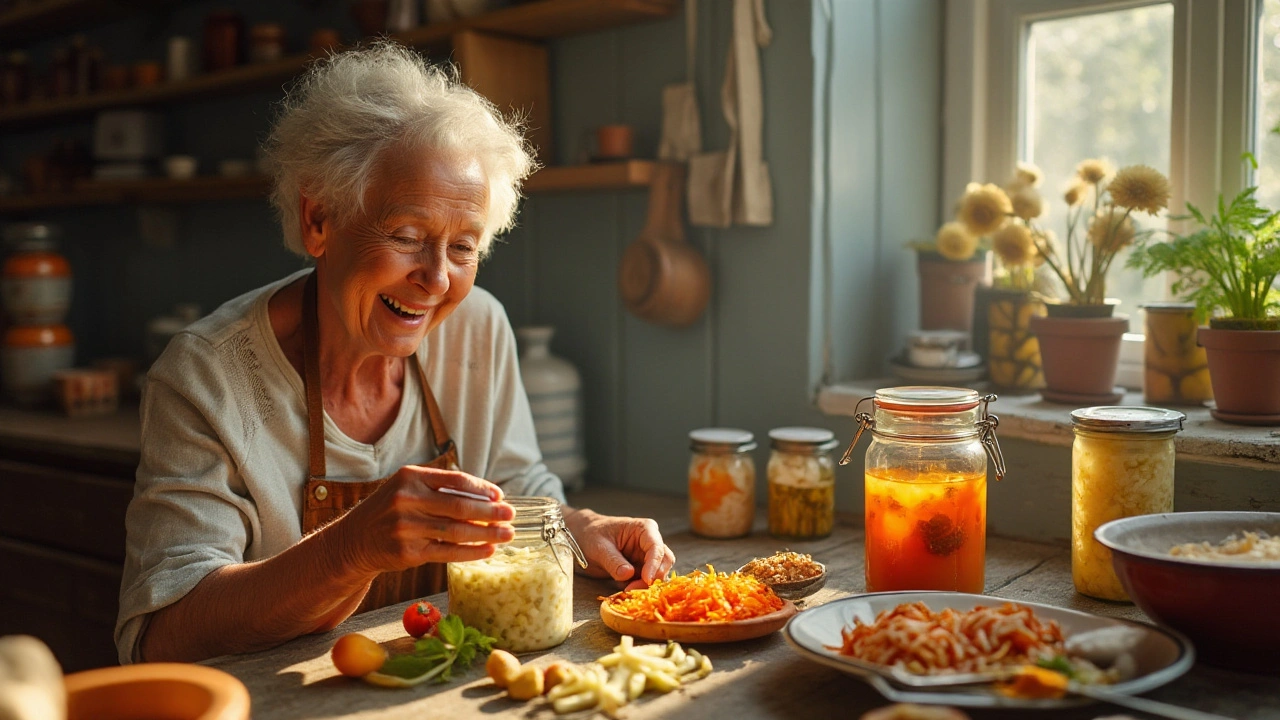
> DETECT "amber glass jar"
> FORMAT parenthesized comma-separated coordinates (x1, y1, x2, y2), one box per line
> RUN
(845, 387, 1005, 594)
(1071, 406, 1183, 601)
(767, 427, 838, 539)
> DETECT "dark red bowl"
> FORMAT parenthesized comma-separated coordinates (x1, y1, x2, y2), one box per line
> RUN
(1095, 511, 1280, 674)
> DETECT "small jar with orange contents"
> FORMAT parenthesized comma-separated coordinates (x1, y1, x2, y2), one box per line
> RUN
(841, 387, 1006, 594)
(688, 428, 756, 538)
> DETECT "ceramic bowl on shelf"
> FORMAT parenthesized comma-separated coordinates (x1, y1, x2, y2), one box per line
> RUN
(65, 663, 250, 720)
(164, 155, 198, 179)
(1095, 511, 1280, 673)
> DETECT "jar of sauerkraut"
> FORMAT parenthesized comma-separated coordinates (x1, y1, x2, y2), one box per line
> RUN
(1071, 406, 1184, 601)
(447, 496, 587, 652)
(767, 427, 839, 539)
(688, 428, 757, 538)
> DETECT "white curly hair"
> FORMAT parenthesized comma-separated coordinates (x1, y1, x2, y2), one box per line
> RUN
(263, 42, 536, 258)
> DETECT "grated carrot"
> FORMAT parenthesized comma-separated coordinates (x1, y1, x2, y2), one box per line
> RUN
(601, 565, 785, 622)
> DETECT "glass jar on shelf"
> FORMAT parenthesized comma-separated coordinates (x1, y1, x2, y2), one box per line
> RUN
(842, 386, 1005, 594)
(767, 427, 839, 539)
(447, 496, 586, 652)
(1071, 406, 1183, 601)
(688, 428, 756, 538)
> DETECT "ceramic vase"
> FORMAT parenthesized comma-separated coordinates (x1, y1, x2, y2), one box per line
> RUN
(516, 326, 587, 491)
(917, 252, 989, 333)
(987, 289, 1044, 393)
(1, 226, 71, 326)
(1143, 303, 1212, 406)
(2, 325, 74, 406)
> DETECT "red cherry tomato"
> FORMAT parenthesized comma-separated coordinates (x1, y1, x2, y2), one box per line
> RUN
(402, 600, 442, 638)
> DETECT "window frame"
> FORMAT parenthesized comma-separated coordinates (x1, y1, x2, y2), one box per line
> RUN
(943, 0, 1260, 389)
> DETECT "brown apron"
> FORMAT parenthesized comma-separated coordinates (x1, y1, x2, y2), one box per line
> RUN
(298, 272, 454, 613)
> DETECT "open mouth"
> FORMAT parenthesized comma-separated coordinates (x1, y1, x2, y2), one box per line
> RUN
(380, 294, 428, 319)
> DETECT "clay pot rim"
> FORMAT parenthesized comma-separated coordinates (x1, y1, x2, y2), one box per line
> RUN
(915, 249, 989, 264)
(1198, 326, 1280, 351)
(1029, 314, 1129, 338)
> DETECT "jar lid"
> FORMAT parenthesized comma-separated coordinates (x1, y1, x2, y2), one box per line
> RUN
(689, 427, 756, 453)
(1071, 406, 1186, 433)
(875, 386, 980, 412)
(768, 426, 838, 453)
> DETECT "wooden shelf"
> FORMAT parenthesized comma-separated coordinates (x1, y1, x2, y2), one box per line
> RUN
(0, 162, 655, 214)
(0, 0, 677, 131)
(524, 160, 656, 192)
(0, 0, 171, 45)
(0, 176, 271, 213)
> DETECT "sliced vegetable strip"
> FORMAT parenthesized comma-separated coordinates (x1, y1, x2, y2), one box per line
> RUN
(601, 566, 784, 622)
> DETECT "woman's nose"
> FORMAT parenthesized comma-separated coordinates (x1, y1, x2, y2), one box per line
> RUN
(411, 250, 450, 295)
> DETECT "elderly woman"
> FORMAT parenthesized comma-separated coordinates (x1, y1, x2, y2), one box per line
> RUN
(115, 43, 675, 664)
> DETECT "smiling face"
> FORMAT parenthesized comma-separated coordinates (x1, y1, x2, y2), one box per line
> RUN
(304, 147, 489, 359)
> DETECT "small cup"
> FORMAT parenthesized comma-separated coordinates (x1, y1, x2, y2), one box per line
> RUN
(218, 159, 251, 178)
(166, 36, 195, 82)
(131, 61, 162, 88)
(906, 330, 968, 368)
(164, 155, 197, 179)
(595, 124, 633, 160)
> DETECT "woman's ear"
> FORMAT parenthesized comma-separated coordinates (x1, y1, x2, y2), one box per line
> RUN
(299, 194, 329, 259)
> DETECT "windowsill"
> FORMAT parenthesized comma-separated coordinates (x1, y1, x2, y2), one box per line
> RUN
(818, 380, 1280, 471)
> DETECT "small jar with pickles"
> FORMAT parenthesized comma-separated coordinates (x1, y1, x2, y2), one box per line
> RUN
(767, 427, 838, 539)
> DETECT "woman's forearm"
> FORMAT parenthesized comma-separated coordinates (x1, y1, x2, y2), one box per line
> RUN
(138, 520, 374, 663)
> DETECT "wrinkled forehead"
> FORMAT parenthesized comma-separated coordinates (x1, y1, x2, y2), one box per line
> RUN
(361, 145, 490, 223)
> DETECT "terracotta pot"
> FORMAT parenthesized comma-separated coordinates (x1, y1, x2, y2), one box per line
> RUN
(1030, 314, 1128, 402)
(1045, 300, 1119, 319)
(917, 252, 989, 332)
(1143, 303, 1211, 406)
(596, 124, 634, 160)
(66, 663, 250, 720)
(987, 288, 1044, 393)
(1198, 327, 1280, 424)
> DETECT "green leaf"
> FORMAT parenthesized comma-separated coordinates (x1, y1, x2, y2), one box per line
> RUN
(414, 636, 447, 657)
(437, 615, 465, 648)
(379, 653, 440, 679)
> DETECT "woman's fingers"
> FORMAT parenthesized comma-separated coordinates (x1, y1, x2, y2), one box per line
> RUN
(633, 520, 674, 584)
(407, 515, 514, 545)
(404, 464, 505, 501)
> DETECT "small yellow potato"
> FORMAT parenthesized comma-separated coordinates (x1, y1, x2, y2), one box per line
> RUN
(507, 666, 545, 701)
(485, 650, 521, 689)
(543, 662, 576, 693)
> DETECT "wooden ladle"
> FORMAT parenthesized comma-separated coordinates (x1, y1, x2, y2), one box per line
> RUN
(618, 162, 711, 327)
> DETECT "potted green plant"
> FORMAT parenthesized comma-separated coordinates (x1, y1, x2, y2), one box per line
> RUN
(1128, 185, 1280, 424)
(1019, 160, 1171, 403)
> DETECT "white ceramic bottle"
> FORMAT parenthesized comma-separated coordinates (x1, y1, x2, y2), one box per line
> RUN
(516, 326, 586, 492)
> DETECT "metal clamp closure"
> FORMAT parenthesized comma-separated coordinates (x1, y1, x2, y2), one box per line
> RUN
(838, 396, 876, 466)
(543, 516, 589, 569)
(978, 394, 1007, 481)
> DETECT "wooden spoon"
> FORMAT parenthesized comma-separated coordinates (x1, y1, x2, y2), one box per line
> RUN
(618, 163, 711, 326)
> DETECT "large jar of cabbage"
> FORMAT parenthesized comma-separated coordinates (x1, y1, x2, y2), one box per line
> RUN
(767, 427, 839, 539)
(447, 497, 586, 652)
(1071, 407, 1184, 601)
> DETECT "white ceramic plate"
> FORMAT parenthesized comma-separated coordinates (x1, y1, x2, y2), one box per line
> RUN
(888, 358, 985, 384)
(783, 591, 1195, 709)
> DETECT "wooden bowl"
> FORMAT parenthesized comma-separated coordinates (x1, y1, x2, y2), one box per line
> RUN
(1095, 511, 1280, 673)
(599, 600, 797, 643)
(65, 663, 250, 720)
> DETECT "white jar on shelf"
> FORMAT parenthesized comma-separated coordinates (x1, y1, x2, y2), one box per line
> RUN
(516, 326, 586, 491)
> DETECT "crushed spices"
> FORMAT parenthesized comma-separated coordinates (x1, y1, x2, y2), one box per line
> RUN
(740, 551, 823, 584)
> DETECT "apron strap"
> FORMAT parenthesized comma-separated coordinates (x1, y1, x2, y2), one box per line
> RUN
(302, 271, 326, 480)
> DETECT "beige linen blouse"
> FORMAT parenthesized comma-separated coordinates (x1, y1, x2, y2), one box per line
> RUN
(115, 270, 565, 663)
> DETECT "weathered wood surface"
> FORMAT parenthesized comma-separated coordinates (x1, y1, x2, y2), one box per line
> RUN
(204, 490, 1279, 720)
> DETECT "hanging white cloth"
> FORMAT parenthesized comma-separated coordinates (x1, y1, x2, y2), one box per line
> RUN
(658, 0, 702, 162)
(688, 0, 773, 228)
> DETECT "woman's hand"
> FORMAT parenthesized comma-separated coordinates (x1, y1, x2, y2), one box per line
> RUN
(336, 465, 515, 577)
(563, 508, 675, 591)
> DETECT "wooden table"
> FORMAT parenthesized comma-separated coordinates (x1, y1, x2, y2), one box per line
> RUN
(205, 490, 1277, 720)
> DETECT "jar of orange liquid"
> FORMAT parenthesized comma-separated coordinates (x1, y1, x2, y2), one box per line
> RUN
(840, 387, 1006, 594)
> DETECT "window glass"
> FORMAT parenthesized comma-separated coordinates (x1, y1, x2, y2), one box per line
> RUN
(1257, 0, 1280, 211)
(1024, 4, 1174, 331)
